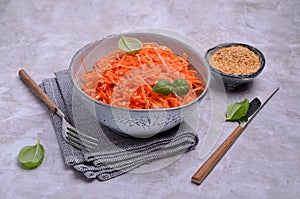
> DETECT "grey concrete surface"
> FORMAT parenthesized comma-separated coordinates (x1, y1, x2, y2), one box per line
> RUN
(0, 0, 299, 198)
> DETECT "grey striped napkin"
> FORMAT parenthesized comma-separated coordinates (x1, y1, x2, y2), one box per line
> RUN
(41, 69, 198, 181)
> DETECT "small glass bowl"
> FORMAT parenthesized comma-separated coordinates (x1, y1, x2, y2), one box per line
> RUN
(205, 43, 265, 90)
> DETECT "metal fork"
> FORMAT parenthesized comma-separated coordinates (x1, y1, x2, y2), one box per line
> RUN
(19, 69, 98, 151)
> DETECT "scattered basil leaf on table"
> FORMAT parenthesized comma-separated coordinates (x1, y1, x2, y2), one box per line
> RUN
(118, 35, 143, 54)
(225, 98, 250, 123)
(18, 139, 45, 169)
(152, 79, 190, 96)
(238, 114, 249, 123)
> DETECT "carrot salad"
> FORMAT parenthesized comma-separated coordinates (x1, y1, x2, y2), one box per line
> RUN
(80, 42, 205, 109)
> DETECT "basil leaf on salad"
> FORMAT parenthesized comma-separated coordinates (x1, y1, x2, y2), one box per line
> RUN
(152, 80, 173, 96)
(172, 79, 190, 96)
(152, 79, 190, 96)
(225, 98, 250, 122)
(18, 139, 45, 169)
(118, 35, 143, 54)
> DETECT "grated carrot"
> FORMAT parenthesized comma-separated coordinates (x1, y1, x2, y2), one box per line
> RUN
(80, 42, 205, 109)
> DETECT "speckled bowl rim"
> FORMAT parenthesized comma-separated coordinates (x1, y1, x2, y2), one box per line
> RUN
(205, 43, 265, 79)
(69, 28, 211, 112)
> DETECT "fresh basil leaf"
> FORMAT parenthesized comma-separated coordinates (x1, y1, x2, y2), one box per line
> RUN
(118, 35, 143, 54)
(152, 80, 173, 96)
(172, 79, 190, 96)
(238, 114, 249, 123)
(18, 139, 45, 169)
(226, 98, 249, 121)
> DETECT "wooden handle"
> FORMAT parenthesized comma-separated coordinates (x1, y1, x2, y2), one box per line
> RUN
(19, 69, 58, 113)
(191, 125, 244, 185)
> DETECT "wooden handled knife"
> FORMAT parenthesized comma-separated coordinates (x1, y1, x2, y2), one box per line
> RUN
(191, 87, 280, 185)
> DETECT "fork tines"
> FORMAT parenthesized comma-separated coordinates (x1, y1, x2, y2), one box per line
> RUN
(66, 127, 98, 151)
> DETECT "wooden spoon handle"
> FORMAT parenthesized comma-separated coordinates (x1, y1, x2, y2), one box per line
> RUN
(191, 125, 244, 185)
(19, 69, 58, 113)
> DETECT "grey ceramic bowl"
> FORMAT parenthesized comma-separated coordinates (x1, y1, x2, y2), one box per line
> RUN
(205, 43, 265, 90)
(69, 29, 210, 138)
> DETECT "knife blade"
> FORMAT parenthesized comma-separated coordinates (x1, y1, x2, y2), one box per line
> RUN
(191, 87, 280, 185)
(241, 87, 279, 127)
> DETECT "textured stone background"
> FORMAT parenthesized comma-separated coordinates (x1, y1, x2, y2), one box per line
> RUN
(0, 0, 299, 198)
